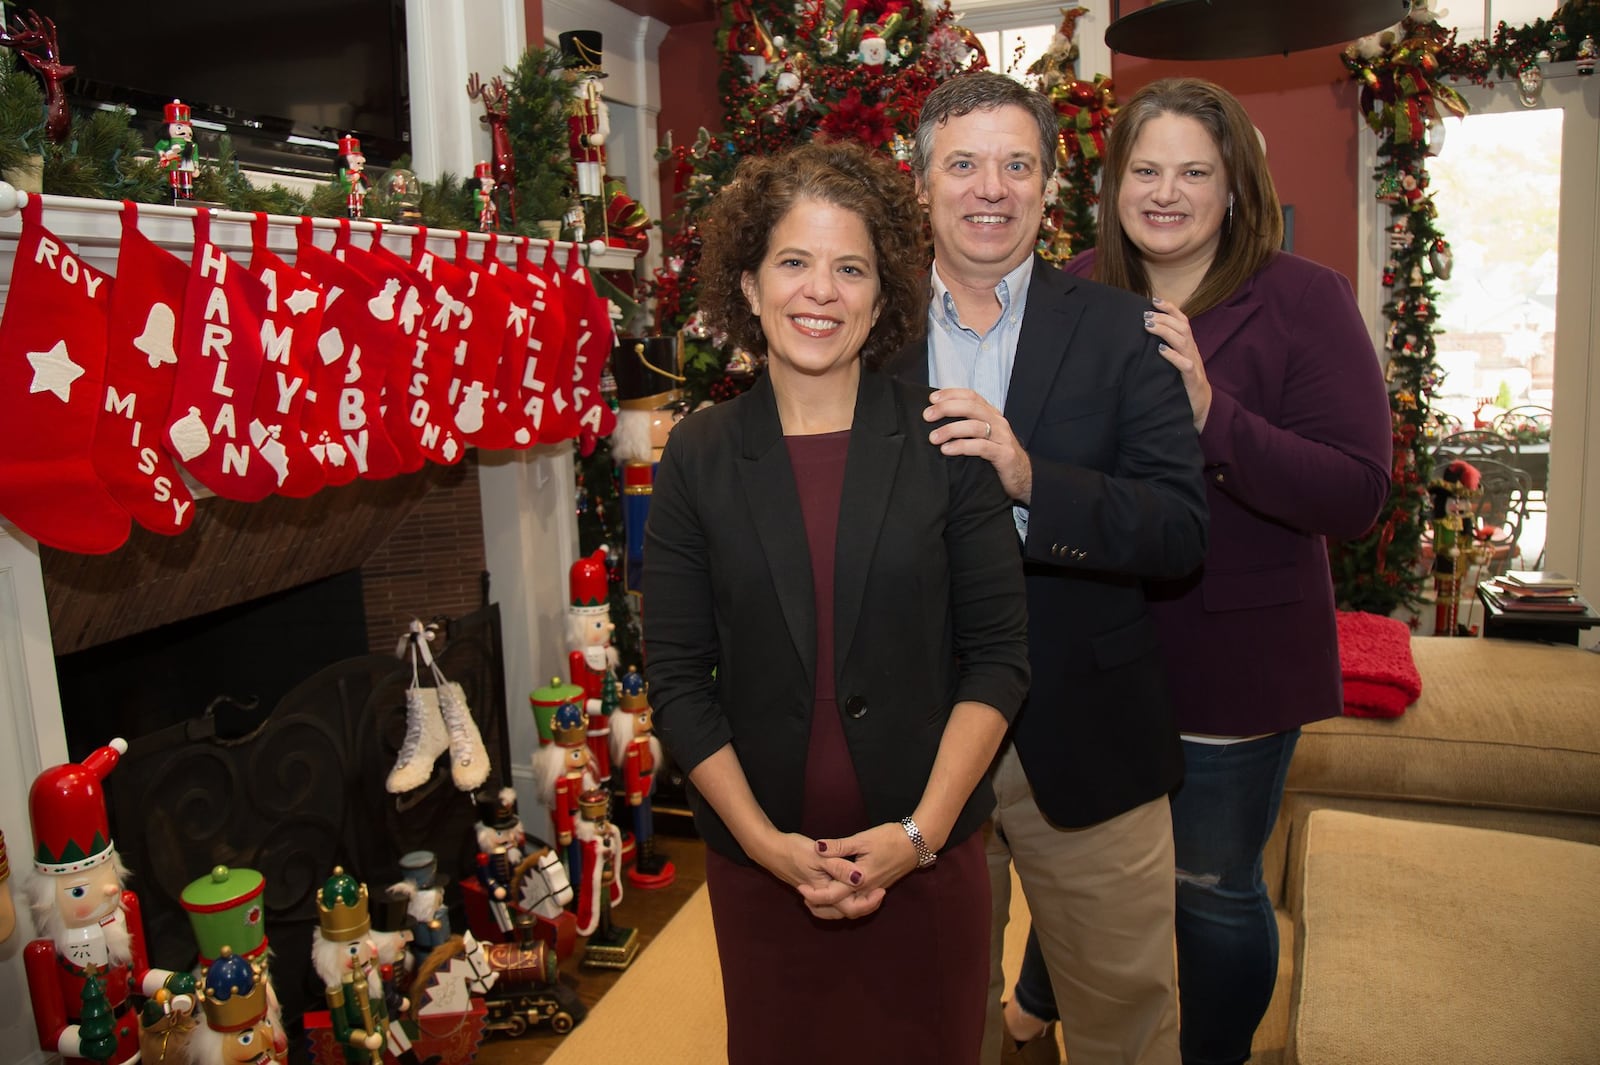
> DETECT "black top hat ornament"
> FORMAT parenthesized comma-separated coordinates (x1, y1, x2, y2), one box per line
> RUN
(559, 30, 607, 77)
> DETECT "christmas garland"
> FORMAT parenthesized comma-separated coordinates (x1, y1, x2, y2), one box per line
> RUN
(1332, 0, 1599, 619)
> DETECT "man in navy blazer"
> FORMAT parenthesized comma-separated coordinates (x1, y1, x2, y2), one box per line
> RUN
(906, 73, 1207, 1065)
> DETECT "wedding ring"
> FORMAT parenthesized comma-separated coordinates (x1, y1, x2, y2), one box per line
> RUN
(984, 421, 992, 440)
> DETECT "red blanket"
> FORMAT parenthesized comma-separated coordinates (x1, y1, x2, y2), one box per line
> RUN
(1336, 610, 1423, 718)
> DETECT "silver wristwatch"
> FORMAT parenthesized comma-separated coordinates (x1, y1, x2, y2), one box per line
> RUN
(900, 816, 937, 869)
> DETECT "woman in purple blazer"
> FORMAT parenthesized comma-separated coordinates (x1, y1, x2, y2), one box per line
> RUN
(1003, 79, 1392, 1065)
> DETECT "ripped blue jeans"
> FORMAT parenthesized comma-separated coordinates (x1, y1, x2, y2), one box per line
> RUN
(1012, 730, 1301, 1065)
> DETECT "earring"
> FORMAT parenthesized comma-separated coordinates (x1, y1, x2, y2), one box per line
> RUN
(1227, 195, 1235, 228)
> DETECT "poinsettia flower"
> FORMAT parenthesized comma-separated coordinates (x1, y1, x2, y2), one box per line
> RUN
(819, 89, 895, 148)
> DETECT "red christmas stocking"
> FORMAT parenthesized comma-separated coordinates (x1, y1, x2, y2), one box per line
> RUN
(292, 220, 403, 481)
(92, 202, 195, 535)
(482, 237, 549, 448)
(412, 234, 518, 451)
(328, 219, 403, 480)
(349, 224, 439, 474)
(555, 244, 618, 442)
(0, 196, 130, 552)
(519, 241, 577, 445)
(452, 233, 522, 450)
(247, 214, 327, 498)
(166, 213, 280, 502)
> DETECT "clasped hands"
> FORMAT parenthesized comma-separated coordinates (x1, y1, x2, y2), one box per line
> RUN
(759, 822, 922, 920)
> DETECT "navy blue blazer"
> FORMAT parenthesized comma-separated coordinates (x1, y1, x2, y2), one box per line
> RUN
(643, 368, 1031, 864)
(901, 256, 1208, 828)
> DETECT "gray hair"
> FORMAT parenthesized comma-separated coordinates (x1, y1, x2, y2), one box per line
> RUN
(913, 71, 1060, 183)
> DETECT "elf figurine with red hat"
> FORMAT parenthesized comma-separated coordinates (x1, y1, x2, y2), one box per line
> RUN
(338, 135, 370, 219)
(155, 100, 199, 202)
(23, 738, 198, 1065)
(473, 161, 498, 231)
(566, 546, 619, 787)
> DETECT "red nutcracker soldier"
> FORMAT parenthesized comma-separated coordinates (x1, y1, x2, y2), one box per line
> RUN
(610, 666, 676, 889)
(155, 99, 199, 202)
(532, 702, 598, 887)
(23, 739, 197, 1065)
(573, 791, 636, 970)
(567, 547, 618, 784)
(473, 161, 498, 231)
(559, 30, 609, 200)
(338, 134, 371, 219)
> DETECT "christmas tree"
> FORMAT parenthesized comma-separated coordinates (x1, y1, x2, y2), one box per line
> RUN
(76, 965, 118, 1063)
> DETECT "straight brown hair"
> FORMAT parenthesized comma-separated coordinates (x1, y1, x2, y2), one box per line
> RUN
(1096, 78, 1283, 317)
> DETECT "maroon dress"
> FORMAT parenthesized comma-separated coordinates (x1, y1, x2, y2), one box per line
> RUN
(705, 430, 990, 1064)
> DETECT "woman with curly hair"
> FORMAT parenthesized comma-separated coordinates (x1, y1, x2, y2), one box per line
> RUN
(643, 138, 1030, 1063)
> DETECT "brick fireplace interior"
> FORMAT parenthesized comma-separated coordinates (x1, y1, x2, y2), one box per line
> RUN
(42, 453, 511, 1064)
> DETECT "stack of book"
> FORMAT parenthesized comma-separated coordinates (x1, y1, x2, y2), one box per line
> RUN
(1482, 570, 1593, 615)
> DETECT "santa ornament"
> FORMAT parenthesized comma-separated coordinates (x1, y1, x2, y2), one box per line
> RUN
(474, 161, 498, 231)
(23, 739, 197, 1065)
(0, 194, 130, 552)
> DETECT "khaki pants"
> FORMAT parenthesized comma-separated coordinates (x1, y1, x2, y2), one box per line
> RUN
(982, 744, 1180, 1065)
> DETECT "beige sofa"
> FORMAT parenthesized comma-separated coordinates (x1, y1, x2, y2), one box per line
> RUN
(1259, 636, 1600, 1064)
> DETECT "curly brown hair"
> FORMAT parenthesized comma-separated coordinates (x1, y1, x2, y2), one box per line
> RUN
(697, 139, 929, 370)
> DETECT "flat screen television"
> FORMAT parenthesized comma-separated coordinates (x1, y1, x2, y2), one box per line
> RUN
(19, 0, 410, 176)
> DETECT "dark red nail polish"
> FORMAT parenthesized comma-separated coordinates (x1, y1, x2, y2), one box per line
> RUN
(816, 841, 827, 853)
(850, 871, 862, 885)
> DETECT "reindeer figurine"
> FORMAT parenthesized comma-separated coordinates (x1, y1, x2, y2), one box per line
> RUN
(0, 9, 73, 144)
(466, 73, 516, 226)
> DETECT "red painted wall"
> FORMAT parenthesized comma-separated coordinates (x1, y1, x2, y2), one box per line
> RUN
(1113, 45, 1365, 283)
(656, 20, 725, 228)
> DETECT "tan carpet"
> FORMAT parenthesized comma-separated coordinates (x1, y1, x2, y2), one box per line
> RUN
(547, 868, 1043, 1063)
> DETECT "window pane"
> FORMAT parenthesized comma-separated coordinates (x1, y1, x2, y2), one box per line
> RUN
(998, 24, 1058, 78)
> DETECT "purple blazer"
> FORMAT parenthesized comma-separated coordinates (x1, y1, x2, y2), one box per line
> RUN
(1067, 251, 1392, 735)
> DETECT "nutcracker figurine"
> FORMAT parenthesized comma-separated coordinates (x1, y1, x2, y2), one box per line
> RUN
(532, 701, 598, 886)
(155, 99, 199, 203)
(180, 865, 288, 1064)
(574, 790, 637, 970)
(23, 739, 197, 1065)
(387, 851, 450, 960)
(338, 134, 371, 219)
(611, 667, 676, 889)
(559, 30, 609, 200)
(1428, 459, 1481, 637)
(184, 947, 285, 1065)
(0, 828, 15, 943)
(473, 161, 498, 231)
(568, 546, 618, 785)
(474, 787, 527, 866)
(529, 676, 585, 748)
(309, 867, 429, 1065)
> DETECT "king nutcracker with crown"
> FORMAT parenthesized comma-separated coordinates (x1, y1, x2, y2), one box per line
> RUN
(611, 666, 675, 889)
(184, 947, 285, 1065)
(310, 868, 430, 1065)
(532, 701, 598, 887)
(179, 865, 288, 1065)
(23, 739, 197, 1065)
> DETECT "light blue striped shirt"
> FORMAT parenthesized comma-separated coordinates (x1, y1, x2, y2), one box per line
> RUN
(926, 256, 1035, 541)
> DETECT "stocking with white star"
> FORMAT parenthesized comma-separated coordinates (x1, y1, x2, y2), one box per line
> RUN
(92, 202, 196, 535)
(248, 213, 328, 498)
(0, 195, 131, 552)
(166, 212, 280, 502)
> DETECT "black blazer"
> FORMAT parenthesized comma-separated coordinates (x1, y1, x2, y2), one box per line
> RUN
(901, 256, 1209, 827)
(642, 368, 1031, 865)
